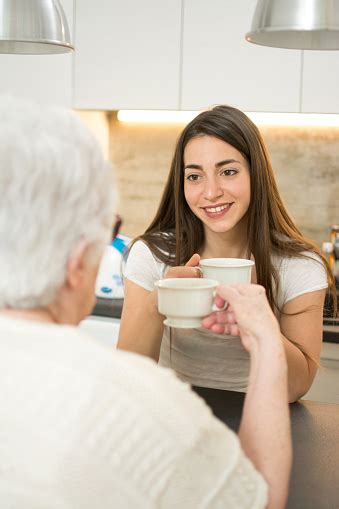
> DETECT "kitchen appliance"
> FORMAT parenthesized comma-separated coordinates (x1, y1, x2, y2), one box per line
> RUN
(95, 234, 131, 300)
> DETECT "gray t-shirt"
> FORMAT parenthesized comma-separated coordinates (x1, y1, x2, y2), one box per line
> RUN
(124, 240, 328, 391)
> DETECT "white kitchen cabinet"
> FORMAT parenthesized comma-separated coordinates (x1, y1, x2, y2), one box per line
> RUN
(2, 2, 338, 114)
(181, 0, 302, 112)
(301, 51, 339, 113)
(73, 0, 182, 110)
(0, 0, 73, 107)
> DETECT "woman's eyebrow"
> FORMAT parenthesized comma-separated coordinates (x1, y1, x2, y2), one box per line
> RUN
(184, 159, 241, 171)
(184, 164, 202, 170)
(215, 159, 240, 167)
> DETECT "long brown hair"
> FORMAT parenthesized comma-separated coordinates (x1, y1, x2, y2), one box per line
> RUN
(131, 105, 336, 314)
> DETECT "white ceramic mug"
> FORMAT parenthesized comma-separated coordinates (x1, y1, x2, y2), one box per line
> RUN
(155, 278, 218, 329)
(199, 258, 254, 285)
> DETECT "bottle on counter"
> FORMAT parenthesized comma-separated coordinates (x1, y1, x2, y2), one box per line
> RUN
(330, 225, 339, 245)
(322, 241, 334, 272)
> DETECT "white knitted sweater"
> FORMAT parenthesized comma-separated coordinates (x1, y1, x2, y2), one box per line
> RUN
(0, 316, 267, 508)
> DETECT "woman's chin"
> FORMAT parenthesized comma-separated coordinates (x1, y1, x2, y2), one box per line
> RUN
(203, 220, 235, 235)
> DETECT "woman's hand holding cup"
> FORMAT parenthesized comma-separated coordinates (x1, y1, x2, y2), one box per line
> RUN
(165, 253, 202, 279)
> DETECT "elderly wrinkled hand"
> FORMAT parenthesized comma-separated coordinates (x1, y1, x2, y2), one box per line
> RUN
(202, 284, 280, 353)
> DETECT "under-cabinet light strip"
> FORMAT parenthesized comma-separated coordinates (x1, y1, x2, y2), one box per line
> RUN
(117, 110, 339, 127)
(117, 110, 198, 123)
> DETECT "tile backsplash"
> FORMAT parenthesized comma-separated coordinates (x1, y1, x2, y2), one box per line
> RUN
(262, 125, 339, 247)
(79, 111, 339, 247)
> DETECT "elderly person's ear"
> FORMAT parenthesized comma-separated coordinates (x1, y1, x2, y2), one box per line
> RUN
(66, 241, 100, 290)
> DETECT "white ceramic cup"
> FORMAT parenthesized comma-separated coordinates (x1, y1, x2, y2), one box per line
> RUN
(199, 258, 254, 285)
(155, 278, 218, 329)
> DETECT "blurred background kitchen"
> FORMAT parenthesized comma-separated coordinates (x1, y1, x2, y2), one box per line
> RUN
(0, 0, 338, 402)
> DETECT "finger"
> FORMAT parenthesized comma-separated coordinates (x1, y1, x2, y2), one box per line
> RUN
(166, 266, 201, 278)
(214, 311, 237, 325)
(229, 323, 240, 336)
(215, 285, 253, 316)
(216, 284, 241, 302)
(214, 294, 226, 308)
(238, 284, 265, 297)
(202, 313, 218, 328)
(222, 283, 265, 297)
(203, 310, 231, 326)
(185, 253, 200, 267)
(213, 323, 238, 336)
(210, 323, 227, 334)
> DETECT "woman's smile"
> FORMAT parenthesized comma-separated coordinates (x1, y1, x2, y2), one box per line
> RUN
(202, 202, 234, 219)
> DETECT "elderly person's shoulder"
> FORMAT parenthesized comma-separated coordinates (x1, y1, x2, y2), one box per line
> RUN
(0, 313, 225, 436)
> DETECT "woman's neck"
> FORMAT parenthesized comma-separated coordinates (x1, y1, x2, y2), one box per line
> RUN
(201, 223, 249, 259)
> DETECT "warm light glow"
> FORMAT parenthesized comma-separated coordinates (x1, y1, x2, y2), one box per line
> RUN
(118, 109, 339, 127)
(246, 112, 339, 127)
(117, 110, 199, 123)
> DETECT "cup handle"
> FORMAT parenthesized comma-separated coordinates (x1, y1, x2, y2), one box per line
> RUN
(212, 301, 228, 312)
(196, 266, 203, 278)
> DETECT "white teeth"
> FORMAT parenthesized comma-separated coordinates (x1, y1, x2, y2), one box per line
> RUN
(205, 204, 229, 213)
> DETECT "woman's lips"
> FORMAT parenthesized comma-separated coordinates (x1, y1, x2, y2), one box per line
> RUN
(202, 203, 233, 218)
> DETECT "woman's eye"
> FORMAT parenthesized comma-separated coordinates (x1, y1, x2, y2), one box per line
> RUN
(221, 168, 237, 176)
(186, 174, 201, 182)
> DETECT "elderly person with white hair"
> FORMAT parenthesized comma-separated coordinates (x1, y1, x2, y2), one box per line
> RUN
(0, 97, 291, 509)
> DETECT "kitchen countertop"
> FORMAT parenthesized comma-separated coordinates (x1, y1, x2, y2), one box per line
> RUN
(92, 297, 339, 343)
(92, 297, 123, 319)
(322, 317, 339, 343)
(193, 387, 339, 509)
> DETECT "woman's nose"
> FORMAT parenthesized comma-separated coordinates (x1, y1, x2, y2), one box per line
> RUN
(204, 177, 223, 200)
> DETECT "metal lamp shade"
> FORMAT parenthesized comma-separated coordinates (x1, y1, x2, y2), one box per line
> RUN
(246, 0, 339, 50)
(0, 0, 74, 54)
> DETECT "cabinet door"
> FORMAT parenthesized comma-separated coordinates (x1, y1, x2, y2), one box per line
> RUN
(302, 52, 339, 113)
(0, 0, 73, 107)
(182, 0, 301, 112)
(73, 0, 181, 110)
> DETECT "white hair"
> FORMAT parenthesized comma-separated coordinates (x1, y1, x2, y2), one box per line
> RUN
(0, 96, 116, 309)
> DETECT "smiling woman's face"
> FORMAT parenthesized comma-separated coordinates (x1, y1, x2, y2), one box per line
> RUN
(183, 135, 251, 236)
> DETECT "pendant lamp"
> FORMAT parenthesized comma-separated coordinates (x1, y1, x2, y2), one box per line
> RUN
(246, 0, 339, 50)
(0, 0, 74, 54)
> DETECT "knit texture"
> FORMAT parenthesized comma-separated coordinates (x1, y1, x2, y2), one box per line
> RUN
(0, 316, 267, 508)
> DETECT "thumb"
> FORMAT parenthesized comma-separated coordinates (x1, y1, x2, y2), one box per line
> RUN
(215, 285, 241, 309)
(185, 253, 200, 267)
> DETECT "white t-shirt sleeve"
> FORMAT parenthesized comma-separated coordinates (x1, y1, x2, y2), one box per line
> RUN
(123, 240, 166, 291)
(280, 252, 328, 305)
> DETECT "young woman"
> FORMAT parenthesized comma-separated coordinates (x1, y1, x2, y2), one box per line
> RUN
(118, 105, 336, 402)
